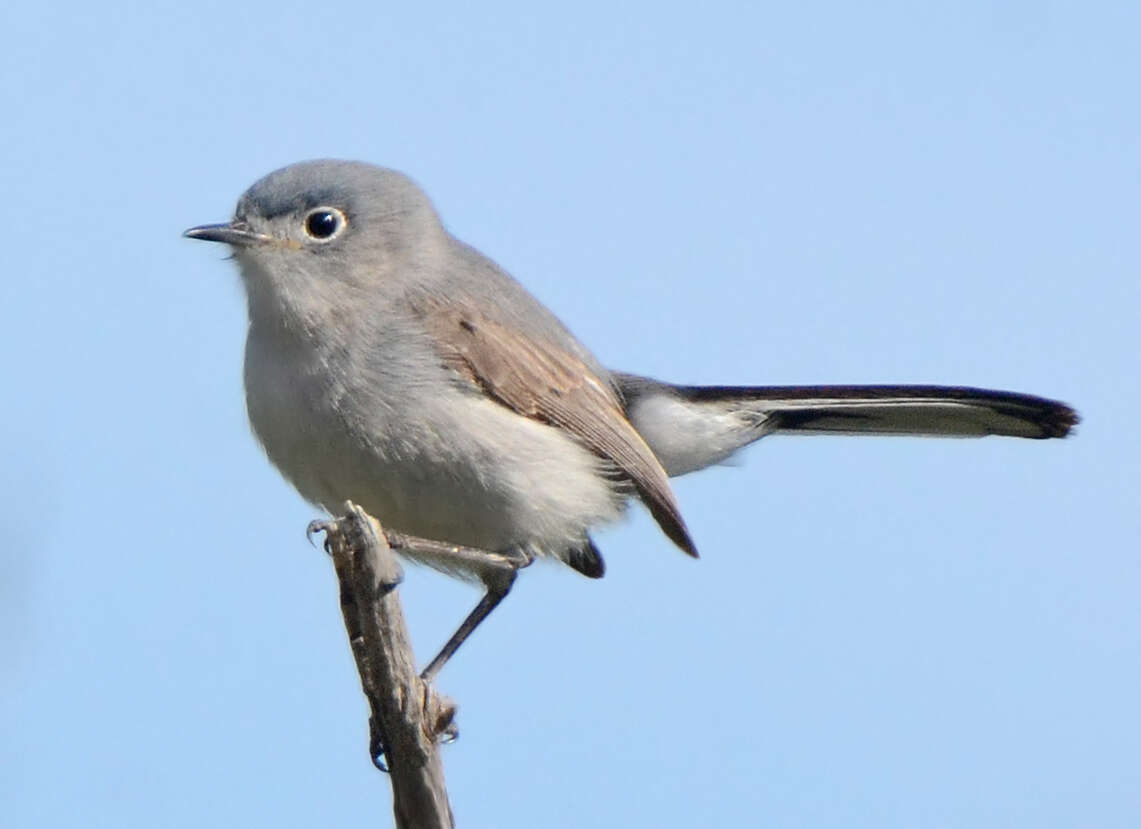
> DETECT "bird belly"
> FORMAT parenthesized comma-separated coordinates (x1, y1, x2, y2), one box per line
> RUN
(246, 351, 624, 567)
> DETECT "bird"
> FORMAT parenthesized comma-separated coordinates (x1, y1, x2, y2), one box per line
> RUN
(185, 160, 1078, 680)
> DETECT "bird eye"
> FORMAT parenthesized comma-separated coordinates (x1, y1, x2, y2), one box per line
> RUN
(304, 208, 347, 241)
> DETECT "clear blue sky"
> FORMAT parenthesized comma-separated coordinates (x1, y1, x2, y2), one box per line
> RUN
(2, 3, 1136, 827)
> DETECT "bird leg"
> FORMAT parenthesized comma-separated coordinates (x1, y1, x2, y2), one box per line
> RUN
(419, 570, 516, 682)
(383, 531, 532, 681)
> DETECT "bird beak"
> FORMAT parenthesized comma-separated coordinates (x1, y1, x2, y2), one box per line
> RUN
(183, 221, 273, 247)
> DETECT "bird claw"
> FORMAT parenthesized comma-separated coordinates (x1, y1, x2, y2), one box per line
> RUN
(370, 732, 391, 773)
(306, 519, 336, 554)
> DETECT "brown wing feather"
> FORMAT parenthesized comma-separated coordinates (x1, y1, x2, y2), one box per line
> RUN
(414, 300, 697, 557)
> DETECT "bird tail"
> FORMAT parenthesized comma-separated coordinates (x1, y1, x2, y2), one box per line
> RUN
(614, 373, 1078, 477)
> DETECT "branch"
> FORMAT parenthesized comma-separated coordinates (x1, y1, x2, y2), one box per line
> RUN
(311, 502, 457, 829)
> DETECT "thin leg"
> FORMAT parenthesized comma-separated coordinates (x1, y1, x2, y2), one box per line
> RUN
(384, 530, 531, 574)
(420, 569, 518, 682)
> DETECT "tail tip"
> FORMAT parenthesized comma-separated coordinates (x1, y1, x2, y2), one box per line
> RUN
(1041, 402, 1080, 438)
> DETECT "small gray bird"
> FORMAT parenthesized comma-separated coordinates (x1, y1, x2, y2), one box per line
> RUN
(186, 160, 1078, 679)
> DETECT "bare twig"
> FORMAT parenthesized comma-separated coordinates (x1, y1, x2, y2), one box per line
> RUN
(310, 502, 456, 829)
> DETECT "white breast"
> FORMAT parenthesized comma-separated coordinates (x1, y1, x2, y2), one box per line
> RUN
(244, 324, 625, 565)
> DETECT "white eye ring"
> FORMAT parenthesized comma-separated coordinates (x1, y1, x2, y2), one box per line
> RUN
(303, 207, 348, 241)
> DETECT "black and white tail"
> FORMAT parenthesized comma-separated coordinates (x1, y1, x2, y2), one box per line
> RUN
(615, 373, 1078, 478)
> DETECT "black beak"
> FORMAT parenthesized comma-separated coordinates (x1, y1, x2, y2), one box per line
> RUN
(183, 222, 271, 247)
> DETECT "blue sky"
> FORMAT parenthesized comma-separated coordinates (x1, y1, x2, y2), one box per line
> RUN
(2, 3, 1137, 826)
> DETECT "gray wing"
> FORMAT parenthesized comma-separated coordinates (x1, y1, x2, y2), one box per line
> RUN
(412, 300, 698, 557)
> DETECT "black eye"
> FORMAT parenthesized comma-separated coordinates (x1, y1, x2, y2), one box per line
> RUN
(304, 208, 345, 240)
